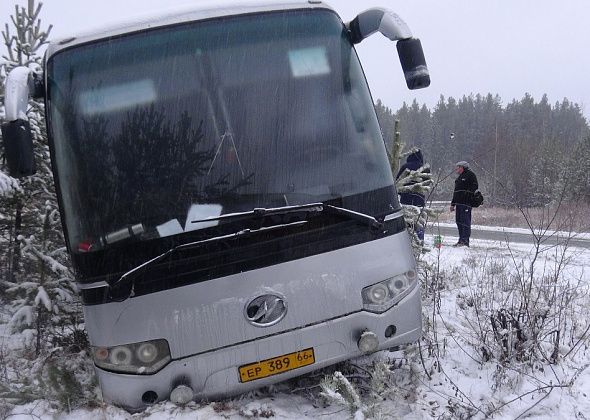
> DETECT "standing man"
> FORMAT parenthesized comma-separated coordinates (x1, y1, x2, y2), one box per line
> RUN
(450, 161, 478, 247)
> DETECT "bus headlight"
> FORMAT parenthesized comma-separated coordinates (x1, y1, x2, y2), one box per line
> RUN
(362, 270, 417, 313)
(92, 339, 171, 374)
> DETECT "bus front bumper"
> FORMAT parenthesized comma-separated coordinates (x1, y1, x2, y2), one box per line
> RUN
(95, 285, 421, 410)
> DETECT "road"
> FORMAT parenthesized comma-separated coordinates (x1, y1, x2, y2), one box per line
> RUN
(426, 224, 590, 250)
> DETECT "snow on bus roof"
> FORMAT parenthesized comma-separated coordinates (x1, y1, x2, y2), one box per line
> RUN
(46, 0, 333, 58)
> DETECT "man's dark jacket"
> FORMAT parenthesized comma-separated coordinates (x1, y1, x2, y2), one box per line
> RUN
(452, 168, 478, 206)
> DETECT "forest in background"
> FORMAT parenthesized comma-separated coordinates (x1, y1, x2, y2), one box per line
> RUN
(376, 94, 590, 206)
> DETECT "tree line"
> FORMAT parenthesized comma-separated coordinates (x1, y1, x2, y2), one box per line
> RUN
(376, 94, 590, 206)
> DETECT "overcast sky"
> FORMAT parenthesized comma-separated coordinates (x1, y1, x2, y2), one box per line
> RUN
(2, 0, 589, 118)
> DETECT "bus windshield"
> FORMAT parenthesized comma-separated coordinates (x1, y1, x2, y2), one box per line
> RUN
(47, 10, 397, 253)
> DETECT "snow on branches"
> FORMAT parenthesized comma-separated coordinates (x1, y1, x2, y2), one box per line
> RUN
(0, 1, 76, 349)
(0, 170, 21, 196)
(1, 0, 52, 69)
(390, 135, 437, 255)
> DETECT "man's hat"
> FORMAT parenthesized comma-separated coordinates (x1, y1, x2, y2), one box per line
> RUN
(455, 161, 469, 168)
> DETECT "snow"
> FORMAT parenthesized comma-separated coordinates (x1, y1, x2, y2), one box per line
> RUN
(3, 228, 590, 419)
(4, 66, 33, 121)
(9, 306, 33, 328)
(0, 170, 21, 196)
(433, 221, 590, 240)
(34, 286, 52, 311)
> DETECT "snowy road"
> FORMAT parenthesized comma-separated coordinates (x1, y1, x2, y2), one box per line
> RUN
(427, 223, 590, 249)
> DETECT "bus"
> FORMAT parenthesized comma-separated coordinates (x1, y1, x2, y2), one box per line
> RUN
(1, 1, 430, 409)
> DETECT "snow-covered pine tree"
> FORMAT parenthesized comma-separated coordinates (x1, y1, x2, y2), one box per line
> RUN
(0, 12, 15, 296)
(0, 57, 21, 200)
(389, 120, 403, 177)
(388, 119, 436, 255)
(0, 1, 76, 352)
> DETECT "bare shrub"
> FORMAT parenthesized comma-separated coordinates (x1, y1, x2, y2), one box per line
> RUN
(456, 244, 589, 368)
(318, 355, 423, 420)
(418, 181, 590, 417)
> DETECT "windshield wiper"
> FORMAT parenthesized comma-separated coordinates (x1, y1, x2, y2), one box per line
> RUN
(109, 203, 381, 301)
(108, 220, 308, 300)
(322, 204, 383, 230)
(189, 202, 382, 230)
(190, 202, 324, 225)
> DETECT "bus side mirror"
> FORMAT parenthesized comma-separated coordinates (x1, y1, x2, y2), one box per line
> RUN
(1, 120, 36, 177)
(347, 8, 430, 90)
(1, 66, 39, 177)
(396, 38, 430, 90)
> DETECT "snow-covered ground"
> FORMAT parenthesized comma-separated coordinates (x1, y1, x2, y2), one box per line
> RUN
(433, 222, 590, 241)
(4, 231, 590, 419)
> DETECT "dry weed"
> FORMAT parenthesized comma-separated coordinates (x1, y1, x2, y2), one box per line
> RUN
(433, 203, 590, 232)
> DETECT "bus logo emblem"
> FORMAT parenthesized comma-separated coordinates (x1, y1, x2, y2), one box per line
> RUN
(244, 294, 287, 327)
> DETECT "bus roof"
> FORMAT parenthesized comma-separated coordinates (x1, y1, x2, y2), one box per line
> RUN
(46, 1, 334, 58)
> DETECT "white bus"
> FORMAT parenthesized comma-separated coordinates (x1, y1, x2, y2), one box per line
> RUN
(2, 1, 430, 409)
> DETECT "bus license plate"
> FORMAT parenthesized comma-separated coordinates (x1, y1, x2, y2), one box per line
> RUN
(239, 348, 315, 383)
